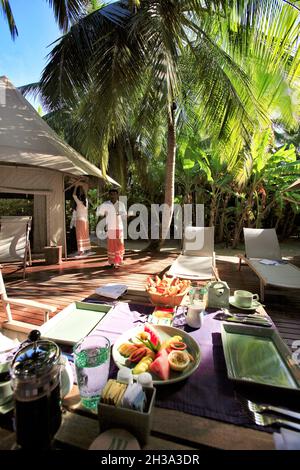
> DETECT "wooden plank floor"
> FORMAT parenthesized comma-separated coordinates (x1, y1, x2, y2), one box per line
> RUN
(1, 251, 300, 350)
(0, 250, 177, 325)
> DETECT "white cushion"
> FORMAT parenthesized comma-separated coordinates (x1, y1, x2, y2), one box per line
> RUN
(169, 254, 213, 279)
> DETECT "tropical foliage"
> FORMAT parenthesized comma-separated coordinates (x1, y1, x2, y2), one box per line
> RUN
(9, 0, 300, 245)
(174, 127, 300, 246)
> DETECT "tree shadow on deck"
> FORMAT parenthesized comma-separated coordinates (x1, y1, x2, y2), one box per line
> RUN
(2, 252, 177, 303)
(1, 253, 300, 338)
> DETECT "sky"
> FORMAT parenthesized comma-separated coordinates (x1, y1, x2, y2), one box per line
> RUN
(0, 0, 63, 110)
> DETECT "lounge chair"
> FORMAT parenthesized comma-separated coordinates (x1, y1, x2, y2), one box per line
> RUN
(0, 216, 32, 277)
(238, 228, 300, 301)
(0, 265, 56, 340)
(168, 226, 217, 280)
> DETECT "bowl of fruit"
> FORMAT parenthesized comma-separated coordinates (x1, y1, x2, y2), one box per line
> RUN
(113, 323, 201, 385)
(145, 275, 191, 307)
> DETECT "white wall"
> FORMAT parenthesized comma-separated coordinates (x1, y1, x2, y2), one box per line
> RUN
(0, 165, 65, 255)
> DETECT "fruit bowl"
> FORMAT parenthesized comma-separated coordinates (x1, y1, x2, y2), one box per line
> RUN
(112, 325, 201, 385)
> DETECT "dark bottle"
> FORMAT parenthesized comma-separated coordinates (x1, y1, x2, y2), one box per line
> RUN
(10, 331, 62, 450)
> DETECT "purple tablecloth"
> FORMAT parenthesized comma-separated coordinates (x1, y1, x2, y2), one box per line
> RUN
(86, 300, 300, 430)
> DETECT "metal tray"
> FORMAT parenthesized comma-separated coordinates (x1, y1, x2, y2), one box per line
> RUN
(40, 301, 112, 345)
(221, 322, 300, 390)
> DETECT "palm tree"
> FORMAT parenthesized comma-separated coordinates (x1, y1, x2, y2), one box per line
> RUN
(0, 0, 89, 38)
(35, 1, 299, 243)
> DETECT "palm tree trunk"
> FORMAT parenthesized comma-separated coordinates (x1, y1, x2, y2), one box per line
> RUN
(255, 192, 261, 228)
(218, 193, 230, 243)
(209, 187, 217, 227)
(275, 216, 281, 232)
(161, 104, 176, 243)
(287, 211, 296, 238)
(232, 212, 245, 248)
(232, 195, 252, 248)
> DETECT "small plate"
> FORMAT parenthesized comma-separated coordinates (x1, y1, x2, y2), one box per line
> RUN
(89, 428, 141, 450)
(229, 296, 261, 311)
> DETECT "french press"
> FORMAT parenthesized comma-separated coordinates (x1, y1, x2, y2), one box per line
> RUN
(10, 330, 62, 449)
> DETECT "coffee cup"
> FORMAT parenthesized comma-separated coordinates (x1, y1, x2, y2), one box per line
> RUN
(185, 305, 202, 328)
(233, 290, 259, 308)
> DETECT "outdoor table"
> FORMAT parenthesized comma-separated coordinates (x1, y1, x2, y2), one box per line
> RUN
(59, 301, 276, 450)
(0, 300, 279, 450)
(57, 388, 274, 450)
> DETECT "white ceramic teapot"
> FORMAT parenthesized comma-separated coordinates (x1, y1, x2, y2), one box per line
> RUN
(206, 281, 230, 309)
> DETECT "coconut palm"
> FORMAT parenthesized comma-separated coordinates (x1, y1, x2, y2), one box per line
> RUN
(0, 0, 90, 38)
(34, 0, 300, 243)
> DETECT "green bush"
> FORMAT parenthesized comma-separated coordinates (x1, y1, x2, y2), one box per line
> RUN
(0, 198, 33, 216)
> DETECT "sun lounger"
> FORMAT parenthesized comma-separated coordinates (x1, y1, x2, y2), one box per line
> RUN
(0, 216, 32, 277)
(169, 226, 217, 280)
(0, 265, 56, 340)
(238, 228, 300, 301)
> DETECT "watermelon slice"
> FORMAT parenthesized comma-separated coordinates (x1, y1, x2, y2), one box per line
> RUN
(149, 349, 170, 380)
(144, 324, 161, 349)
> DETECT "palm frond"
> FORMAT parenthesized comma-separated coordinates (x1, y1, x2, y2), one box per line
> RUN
(0, 0, 17, 38)
(18, 82, 41, 99)
(40, 1, 130, 110)
(39, 0, 300, 174)
(47, 0, 90, 31)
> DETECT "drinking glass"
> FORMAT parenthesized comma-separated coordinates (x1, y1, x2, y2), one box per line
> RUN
(189, 287, 195, 304)
(74, 333, 110, 410)
(192, 287, 206, 304)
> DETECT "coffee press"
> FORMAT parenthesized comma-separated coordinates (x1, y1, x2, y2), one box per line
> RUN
(10, 330, 62, 449)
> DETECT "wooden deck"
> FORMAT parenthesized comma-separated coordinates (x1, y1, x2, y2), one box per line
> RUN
(0, 250, 177, 325)
(1, 250, 300, 349)
(1, 250, 300, 451)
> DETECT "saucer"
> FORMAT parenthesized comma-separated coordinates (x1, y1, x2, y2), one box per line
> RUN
(229, 296, 261, 310)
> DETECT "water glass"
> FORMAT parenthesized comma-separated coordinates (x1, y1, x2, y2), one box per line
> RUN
(189, 288, 195, 304)
(74, 333, 110, 410)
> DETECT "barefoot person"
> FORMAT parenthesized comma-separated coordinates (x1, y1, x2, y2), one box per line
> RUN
(96, 188, 126, 268)
(72, 183, 91, 256)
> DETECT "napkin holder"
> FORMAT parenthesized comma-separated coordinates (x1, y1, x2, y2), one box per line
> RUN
(98, 386, 156, 445)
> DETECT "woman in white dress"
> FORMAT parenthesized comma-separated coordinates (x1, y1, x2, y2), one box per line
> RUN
(72, 184, 91, 255)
